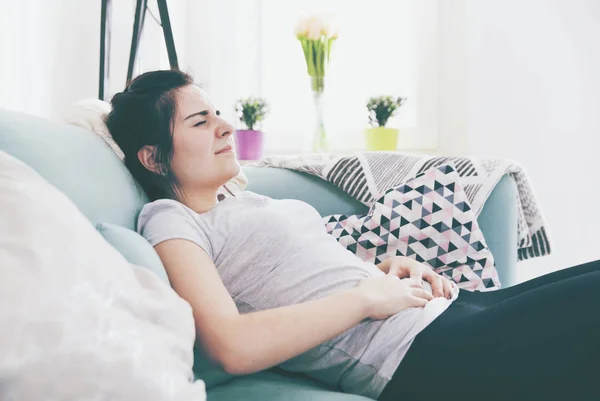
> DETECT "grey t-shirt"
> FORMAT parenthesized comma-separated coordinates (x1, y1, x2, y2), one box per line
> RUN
(137, 191, 459, 399)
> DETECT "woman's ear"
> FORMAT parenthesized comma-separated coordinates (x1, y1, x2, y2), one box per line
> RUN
(137, 145, 162, 174)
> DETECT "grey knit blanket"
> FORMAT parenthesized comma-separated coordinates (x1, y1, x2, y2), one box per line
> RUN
(251, 152, 551, 261)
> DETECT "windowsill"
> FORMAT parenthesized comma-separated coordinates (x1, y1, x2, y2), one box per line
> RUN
(237, 147, 441, 165)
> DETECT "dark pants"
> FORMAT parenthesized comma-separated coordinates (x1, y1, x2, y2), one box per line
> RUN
(378, 259, 600, 401)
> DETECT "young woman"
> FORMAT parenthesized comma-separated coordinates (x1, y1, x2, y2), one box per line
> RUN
(105, 70, 598, 401)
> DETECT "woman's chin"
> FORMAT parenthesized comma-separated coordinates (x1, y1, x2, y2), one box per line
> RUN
(224, 157, 242, 178)
(211, 153, 242, 184)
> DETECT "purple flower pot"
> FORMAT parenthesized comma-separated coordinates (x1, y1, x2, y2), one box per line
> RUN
(234, 130, 264, 161)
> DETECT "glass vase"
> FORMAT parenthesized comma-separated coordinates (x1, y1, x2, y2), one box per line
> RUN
(310, 76, 329, 153)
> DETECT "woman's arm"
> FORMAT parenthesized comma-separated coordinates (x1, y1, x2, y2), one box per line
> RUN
(154, 239, 373, 376)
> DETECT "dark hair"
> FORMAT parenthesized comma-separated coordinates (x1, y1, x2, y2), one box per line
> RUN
(105, 69, 194, 201)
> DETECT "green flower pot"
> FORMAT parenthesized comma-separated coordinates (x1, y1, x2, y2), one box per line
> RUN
(364, 127, 399, 151)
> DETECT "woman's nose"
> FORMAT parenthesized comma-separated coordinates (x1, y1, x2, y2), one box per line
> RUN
(217, 121, 235, 138)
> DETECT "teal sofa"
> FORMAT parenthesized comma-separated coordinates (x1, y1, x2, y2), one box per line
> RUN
(0, 108, 518, 400)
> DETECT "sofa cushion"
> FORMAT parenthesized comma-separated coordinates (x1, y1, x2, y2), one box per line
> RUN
(96, 222, 170, 284)
(0, 151, 205, 400)
(324, 164, 500, 291)
(0, 108, 147, 229)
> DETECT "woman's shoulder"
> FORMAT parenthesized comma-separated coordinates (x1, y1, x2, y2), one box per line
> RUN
(137, 198, 194, 233)
(139, 198, 187, 218)
(137, 191, 268, 232)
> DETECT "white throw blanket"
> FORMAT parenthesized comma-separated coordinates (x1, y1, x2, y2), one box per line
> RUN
(0, 151, 206, 400)
(251, 152, 551, 262)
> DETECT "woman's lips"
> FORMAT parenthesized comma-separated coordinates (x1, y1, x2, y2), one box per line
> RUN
(215, 146, 234, 155)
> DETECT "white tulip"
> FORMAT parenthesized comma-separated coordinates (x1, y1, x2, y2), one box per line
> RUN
(296, 15, 318, 38)
(294, 16, 310, 38)
(319, 15, 337, 38)
(296, 14, 338, 40)
(324, 20, 338, 39)
(307, 22, 323, 40)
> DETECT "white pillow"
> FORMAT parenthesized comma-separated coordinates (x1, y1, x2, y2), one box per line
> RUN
(0, 151, 206, 401)
(60, 98, 125, 160)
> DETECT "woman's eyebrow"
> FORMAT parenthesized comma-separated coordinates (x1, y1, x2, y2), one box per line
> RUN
(184, 110, 209, 120)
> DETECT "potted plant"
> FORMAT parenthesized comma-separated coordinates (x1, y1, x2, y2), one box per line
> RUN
(365, 96, 407, 151)
(234, 97, 269, 160)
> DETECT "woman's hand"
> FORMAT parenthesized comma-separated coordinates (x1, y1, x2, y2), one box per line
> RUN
(377, 256, 455, 299)
(355, 275, 434, 320)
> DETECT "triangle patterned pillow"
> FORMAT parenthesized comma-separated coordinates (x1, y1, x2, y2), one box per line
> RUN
(324, 163, 500, 291)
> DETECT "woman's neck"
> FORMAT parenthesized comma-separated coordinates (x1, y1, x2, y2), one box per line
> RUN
(179, 189, 220, 214)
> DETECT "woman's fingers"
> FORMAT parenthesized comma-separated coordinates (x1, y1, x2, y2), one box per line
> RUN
(410, 287, 434, 301)
(408, 296, 429, 308)
(441, 276, 454, 299)
(403, 277, 424, 288)
(394, 260, 456, 300)
(426, 274, 444, 298)
(409, 265, 423, 282)
(388, 263, 402, 277)
(388, 260, 412, 279)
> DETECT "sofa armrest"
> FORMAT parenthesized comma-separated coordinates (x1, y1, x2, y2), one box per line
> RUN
(477, 174, 518, 288)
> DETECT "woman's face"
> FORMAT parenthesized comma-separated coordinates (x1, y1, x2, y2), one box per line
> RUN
(169, 84, 240, 193)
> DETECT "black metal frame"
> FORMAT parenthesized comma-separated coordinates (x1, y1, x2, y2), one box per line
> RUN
(99, 0, 111, 100)
(157, 0, 179, 70)
(99, 0, 179, 100)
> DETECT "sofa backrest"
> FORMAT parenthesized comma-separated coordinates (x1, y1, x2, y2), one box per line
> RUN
(0, 108, 518, 286)
(0, 109, 148, 230)
(243, 167, 369, 216)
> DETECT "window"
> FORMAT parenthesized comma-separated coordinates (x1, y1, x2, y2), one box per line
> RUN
(188, 0, 439, 153)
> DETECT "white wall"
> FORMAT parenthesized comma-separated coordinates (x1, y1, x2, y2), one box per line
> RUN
(438, 0, 600, 282)
(185, 0, 237, 120)
(0, 0, 188, 119)
(0, 0, 99, 118)
(437, 0, 468, 156)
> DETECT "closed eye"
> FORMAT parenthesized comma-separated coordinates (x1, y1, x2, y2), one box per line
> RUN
(194, 120, 207, 127)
